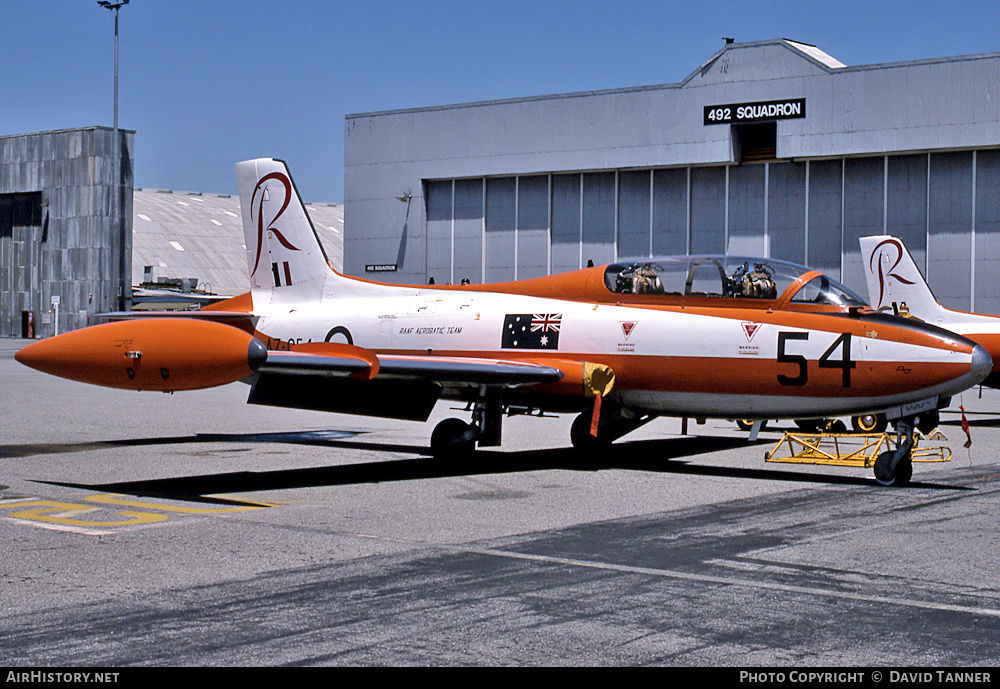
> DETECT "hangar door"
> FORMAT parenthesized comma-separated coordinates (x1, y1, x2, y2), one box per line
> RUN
(0, 192, 44, 338)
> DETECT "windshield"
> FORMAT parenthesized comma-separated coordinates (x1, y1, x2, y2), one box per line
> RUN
(603, 256, 867, 306)
(788, 273, 867, 307)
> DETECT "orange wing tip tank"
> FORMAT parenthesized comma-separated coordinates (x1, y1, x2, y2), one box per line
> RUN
(15, 319, 267, 392)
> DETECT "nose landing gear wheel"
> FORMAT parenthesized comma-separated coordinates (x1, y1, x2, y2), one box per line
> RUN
(874, 451, 913, 486)
(570, 412, 611, 451)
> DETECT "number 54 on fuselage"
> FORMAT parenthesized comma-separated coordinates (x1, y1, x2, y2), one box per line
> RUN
(15, 159, 991, 460)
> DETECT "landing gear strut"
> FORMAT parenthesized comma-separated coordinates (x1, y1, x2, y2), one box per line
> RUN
(873, 415, 918, 486)
(736, 419, 768, 432)
(430, 386, 504, 458)
(570, 398, 654, 451)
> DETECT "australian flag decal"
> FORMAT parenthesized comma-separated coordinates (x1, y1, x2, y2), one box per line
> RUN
(502, 313, 562, 349)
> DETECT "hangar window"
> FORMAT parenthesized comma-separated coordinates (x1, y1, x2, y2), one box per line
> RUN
(0, 192, 43, 238)
(0, 198, 9, 238)
(733, 122, 776, 163)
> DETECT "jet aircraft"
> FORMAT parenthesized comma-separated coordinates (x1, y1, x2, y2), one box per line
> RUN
(15, 160, 994, 486)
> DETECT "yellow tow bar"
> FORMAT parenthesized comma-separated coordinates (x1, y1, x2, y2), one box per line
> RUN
(764, 430, 951, 468)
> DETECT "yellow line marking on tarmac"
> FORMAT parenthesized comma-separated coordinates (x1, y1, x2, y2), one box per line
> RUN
(84, 494, 271, 513)
(0, 494, 272, 530)
(2, 499, 168, 527)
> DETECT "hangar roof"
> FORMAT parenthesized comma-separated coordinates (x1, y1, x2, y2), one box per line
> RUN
(132, 188, 343, 298)
(347, 37, 996, 118)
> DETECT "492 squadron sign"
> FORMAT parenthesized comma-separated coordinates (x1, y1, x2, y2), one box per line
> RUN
(704, 98, 806, 125)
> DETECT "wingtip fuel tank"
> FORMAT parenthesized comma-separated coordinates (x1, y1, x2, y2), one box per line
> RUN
(15, 319, 267, 392)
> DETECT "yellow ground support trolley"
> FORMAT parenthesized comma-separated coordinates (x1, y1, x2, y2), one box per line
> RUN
(765, 430, 951, 468)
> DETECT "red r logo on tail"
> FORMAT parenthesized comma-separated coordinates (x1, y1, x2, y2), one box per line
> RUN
(870, 239, 915, 308)
(250, 172, 301, 279)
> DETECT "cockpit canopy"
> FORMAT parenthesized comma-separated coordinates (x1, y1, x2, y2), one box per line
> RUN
(603, 256, 867, 307)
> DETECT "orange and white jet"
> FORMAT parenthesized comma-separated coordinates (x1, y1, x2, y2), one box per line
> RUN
(861, 234, 1000, 392)
(15, 160, 993, 486)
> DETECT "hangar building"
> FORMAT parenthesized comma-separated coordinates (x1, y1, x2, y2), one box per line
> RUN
(0, 126, 133, 339)
(344, 39, 1000, 313)
(0, 126, 343, 335)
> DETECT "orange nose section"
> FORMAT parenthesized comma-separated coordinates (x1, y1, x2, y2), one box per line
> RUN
(15, 318, 267, 392)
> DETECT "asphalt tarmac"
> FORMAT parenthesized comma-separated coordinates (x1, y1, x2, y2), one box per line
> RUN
(2, 337, 1000, 667)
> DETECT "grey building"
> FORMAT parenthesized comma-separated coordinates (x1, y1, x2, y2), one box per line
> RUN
(344, 39, 1000, 312)
(1, 126, 133, 338)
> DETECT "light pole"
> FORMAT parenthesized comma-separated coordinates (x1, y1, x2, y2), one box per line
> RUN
(98, 0, 129, 311)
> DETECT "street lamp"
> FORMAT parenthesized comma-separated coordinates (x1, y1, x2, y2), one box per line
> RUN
(98, 0, 129, 311)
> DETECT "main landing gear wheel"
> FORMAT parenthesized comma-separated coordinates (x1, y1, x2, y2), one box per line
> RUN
(736, 419, 767, 432)
(430, 418, 477, 458)
(570, 412, 611, 452)
(917, 409, 939, 435)
(852, 413, 888, 434)
(874, 450, 913, 487)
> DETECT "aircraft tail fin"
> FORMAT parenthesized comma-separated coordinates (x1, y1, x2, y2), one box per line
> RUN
(235, 158, 334, 296)
(859, 235, 951, 320)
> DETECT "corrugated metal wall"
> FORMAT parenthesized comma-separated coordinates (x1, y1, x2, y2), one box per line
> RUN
(405, 151, 1000, 311)
(0, 127, 133, 338)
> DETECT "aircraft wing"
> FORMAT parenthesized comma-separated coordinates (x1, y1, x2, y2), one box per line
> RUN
(260, 351, 564, 385)
(248, 346, 566, 421)
(380, 356, 562, 384)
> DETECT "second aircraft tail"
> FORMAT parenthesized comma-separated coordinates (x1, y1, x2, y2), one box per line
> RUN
(859, 235, 952, 320)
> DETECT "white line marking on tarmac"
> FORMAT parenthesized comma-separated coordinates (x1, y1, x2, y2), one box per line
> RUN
(330, 526, 1000, 619)
(5, 517, 114, 537)
(437, 544, 1000, 619)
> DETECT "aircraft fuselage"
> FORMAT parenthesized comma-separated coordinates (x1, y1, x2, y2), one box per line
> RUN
(249, 287, 987, 419)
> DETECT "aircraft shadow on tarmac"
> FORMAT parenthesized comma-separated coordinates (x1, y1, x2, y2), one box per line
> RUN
(25, 429, 965, 501)
(0, 429, 363, 460)
(941, 415, 1000, 429)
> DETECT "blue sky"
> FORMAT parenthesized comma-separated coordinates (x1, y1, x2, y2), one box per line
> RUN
(3, 0, 999, 203)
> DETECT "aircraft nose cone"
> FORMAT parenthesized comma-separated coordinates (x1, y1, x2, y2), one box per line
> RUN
(14, 339, 54, 372)
(972, 344, 993, 383)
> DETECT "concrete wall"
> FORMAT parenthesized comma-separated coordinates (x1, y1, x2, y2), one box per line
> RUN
(0, 127, 134, 338)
